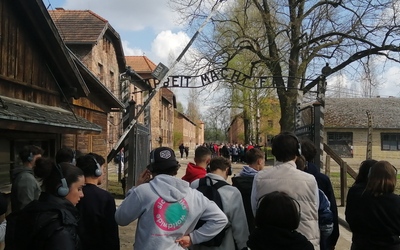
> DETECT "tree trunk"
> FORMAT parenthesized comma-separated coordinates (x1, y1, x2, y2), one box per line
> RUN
(278, 89, 297, 132)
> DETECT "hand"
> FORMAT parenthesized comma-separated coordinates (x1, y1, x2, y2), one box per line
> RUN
(176, 235, 191, 248)
(136, 169, 152, 186)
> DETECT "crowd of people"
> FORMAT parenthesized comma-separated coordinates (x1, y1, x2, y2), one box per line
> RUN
(4, 145, 119, 250)
(189, 142, 262, 164)
(2, 132, 400, 250)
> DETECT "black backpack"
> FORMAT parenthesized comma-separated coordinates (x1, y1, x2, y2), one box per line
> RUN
(195, 176, 229, 247)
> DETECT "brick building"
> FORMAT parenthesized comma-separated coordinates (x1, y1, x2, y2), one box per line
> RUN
(49, 8, 126, 153)
(227, 112, 280, 145)
(174, 110, 198, 151)
(0, 0, 122, 189)
(125, 56, 176, 149)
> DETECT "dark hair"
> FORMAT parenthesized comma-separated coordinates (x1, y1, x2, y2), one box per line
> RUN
(76, 153, 105, 177)
(300, 138, 317, 162)
(256, 191, 301, 231)
(355, 159, 378, 185)
(295, 155, 306, 171)
(194, 146, 212, 163)
(19, 145, 44, 163)
(366, 161, 397, 196)
(151, 166, 180, 176)
(34, 157, 84, 196)
(271, 132, 299, 162)
(209, 157, 230, 172)
(56, 147, 75, 164)
(246, 148, 264, 165)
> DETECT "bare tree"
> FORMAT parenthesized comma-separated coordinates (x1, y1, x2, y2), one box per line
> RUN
(185, 89, 202, 122)
(203, 106, 230, 142)
(359, 57, 380, 98)
(170, 0, 400, 131)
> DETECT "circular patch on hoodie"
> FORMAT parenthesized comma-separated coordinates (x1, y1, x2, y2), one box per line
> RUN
(153, 197, 189, 231)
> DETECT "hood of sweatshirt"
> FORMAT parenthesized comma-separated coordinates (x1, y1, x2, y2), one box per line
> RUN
(11, 166, 33, 181)
(239, 165, 258, 177)
(182, 162, 206, 183)
(149, 174, 190, 203)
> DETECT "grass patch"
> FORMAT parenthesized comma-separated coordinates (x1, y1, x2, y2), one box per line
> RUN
(328, 172, 400, 201)
(108, 172, 125, 199)
(328, 172, 354, 201)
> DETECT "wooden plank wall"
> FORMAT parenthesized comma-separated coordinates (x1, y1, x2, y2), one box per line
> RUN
(0, 0, 60, 106)
(61, 108, 109, 188)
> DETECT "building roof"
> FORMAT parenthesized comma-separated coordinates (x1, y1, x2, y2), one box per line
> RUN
(0, 96, 101, 134)
(126, 56, 157, 73)
(49, 9, 108, 44)
(325, 97, 400, 129)
(175, 110, 197, 126)
(161, 88, 177, 108)
(49, 8, 126, 72)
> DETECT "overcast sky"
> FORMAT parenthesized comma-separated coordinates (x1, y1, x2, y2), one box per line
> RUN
(45, 0, 400, 101)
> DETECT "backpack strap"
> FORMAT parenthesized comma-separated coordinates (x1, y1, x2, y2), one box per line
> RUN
(198, 176, 229, 189)
(212, 179, 229, 189)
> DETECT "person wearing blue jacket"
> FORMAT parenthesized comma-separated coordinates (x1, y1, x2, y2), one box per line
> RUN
(115, 147, 228, 250)
(301, 138, 339, 249)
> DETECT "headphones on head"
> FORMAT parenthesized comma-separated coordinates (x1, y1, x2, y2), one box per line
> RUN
(227, 165, 232, 176)
(272, 132, 302, 156)
(55, 164, 69, 197)
(91, 156, 103, 177)
(150, 149, 156, 164)
(71, 150, 76, 166)
(27, 152, 34, 162)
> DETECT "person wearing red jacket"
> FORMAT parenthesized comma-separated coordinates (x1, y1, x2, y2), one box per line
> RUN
(182, 146, 212, 183)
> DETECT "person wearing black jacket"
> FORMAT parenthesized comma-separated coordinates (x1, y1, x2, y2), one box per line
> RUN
(75, 153, 120, 250)
(301, 139, 339, 249)
(248, 191, 314, 250)
(5, 158, 85, 250)
(232, 148, 265, 233)
(346, 160, 400, 250)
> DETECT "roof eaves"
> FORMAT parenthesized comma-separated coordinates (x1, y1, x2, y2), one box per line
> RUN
(70, 51, 124, 109)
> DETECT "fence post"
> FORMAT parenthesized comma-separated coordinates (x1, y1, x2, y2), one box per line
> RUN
(325, 155, 330, 177)
(126, 99, 136, 192)
(340, 161, 348, 206)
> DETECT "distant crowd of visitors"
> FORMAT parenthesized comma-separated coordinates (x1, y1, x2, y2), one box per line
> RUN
(1, 132, 399, 250)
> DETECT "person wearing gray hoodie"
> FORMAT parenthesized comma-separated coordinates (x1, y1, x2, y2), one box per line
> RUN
(115, 147, 228, 250)
(11, 145, 43, 212)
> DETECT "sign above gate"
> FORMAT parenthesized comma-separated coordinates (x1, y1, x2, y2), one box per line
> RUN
(161, 68, 272, 89)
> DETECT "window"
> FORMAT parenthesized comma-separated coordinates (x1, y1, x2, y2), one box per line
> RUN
(327, 132, 353, 158)
(381, 133, 400, 151)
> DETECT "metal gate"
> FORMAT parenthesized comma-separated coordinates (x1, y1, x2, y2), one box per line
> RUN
(295, 102, 324, 168)
(124, 123, 150, 191)
(133, 124, 150, 186)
